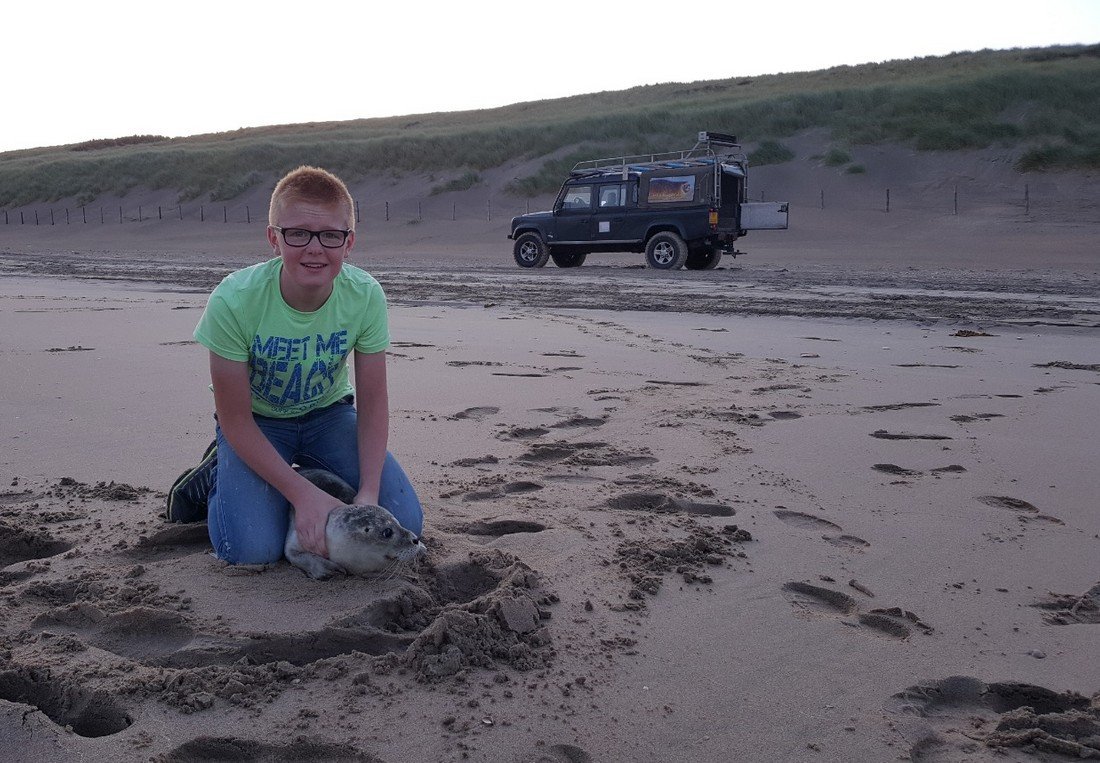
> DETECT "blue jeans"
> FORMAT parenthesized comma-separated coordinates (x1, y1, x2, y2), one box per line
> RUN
(207, 397, 423, 565)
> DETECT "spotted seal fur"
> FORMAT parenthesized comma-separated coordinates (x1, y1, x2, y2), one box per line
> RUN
(285, 468, 424, 580)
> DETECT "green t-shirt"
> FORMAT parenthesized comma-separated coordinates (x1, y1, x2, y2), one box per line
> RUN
(194, 258, 389, 418)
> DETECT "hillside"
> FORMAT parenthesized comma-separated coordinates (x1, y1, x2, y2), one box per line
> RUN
(1, 45, 1099, 209)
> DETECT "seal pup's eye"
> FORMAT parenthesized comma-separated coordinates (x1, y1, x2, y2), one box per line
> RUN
(381, 528, 394, 539)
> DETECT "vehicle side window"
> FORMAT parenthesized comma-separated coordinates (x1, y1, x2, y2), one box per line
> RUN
(647, 175, 696, 204)
(598, 184, 624, 208)
(561, 185, 592, 209)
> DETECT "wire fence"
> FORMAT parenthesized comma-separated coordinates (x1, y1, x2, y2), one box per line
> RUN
(1, 182, 1096, 228)
(0, 197, 540, 228)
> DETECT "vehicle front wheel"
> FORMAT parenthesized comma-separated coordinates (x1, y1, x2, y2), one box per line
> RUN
(551, 252, 587, 268)
(645, 232, 689, 270)
(513, 232, 550, 268)
(685, 248, 722, 270)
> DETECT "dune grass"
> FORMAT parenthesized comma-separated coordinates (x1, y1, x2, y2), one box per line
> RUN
(2, 45, 1099, 206)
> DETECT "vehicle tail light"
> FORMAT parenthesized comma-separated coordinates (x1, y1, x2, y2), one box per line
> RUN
(708, 209, 719, 229)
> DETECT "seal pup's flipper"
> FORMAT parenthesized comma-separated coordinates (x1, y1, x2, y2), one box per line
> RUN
(286, 467, 355, 579)
(285, 523, 346, 580)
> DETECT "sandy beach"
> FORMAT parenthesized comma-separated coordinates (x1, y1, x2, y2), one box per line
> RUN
(1, 185, 1099, 763)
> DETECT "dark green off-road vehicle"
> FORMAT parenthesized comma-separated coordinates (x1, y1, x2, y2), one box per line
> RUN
(509, 131, 788, 270)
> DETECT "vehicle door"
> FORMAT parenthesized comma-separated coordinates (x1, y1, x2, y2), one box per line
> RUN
(591, 181, 641, 243)
(552, 184, 593, 244)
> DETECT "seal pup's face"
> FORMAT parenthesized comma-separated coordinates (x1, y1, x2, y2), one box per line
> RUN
(325, 503, 426, 577)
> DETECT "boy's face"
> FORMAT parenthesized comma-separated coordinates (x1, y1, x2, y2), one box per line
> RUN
(267, 199, 355, 300)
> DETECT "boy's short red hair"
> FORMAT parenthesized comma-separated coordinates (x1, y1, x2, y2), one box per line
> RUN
(269, 166, 355, 228)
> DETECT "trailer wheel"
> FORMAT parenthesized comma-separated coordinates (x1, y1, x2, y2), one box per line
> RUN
(645, 232, 688, 270)
(551, 252, 587, 268)
(685, 248, 722, 270)
(513, 232, 550, 268)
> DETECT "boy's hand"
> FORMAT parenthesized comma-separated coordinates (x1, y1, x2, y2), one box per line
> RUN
(293, 491, 344, 558)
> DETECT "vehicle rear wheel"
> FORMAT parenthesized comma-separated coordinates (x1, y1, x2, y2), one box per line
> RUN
(513, 232, 550, 268)
(685, 248, 722, 270)
(551, 252, 587, 268)
(645, 232, 689, 270)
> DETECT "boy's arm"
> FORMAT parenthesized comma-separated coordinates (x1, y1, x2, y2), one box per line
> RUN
(209, 352, 343, 557)
(352, 350, 389, 506)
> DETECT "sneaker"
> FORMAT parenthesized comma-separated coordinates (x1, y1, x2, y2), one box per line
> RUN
(165, 440, 217, 523)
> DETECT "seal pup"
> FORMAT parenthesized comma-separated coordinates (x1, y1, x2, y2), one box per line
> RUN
(285, 467, 424, 580)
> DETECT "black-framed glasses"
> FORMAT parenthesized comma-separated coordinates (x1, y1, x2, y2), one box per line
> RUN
(274, 226, 350, 248)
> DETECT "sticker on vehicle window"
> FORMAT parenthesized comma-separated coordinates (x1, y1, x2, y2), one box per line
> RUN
(647, 176, 695, 203)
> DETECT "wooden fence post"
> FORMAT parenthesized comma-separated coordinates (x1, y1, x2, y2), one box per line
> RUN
(50, 209, 55, 225)
(820, 190, 824, 210)
(119, 206, 123, 223)
(385, 202, 389, 222)
(82, 206, 86, 224)
(886, 188, 890, 213)
(953, 185, 958, 215)
(1024, 184, 1030, 215)
(452, 202, 456, 221)
(487, 199, 491, 222)
(65, 208, 70, 225)
(246, 206, 250, 224)
(201, 205, 205, 222)
(158, 206, 162, 220)
(100, 207, 104, 224)
(418, 202, 422, 221)
(35, 210, 39, 225)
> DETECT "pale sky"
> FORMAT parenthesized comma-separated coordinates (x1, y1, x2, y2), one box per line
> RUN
(4, 0, 1099, 154)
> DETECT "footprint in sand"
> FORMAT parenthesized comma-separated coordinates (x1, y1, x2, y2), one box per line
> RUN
(160, 739, 370, 761)
(33, 604, 195, 661)
(886, 676, 1099, 760)
(0, 522, 72, 568)
(451, 454, 500, 467)
(0, 665, 132, 737)
(549, 416, 607, 429)
(976, 495, 1063, 524)
(824, 534, 871, 550)
(451, 406, 500, 421)
(519, 743, 593, 763)
(519, 441, 657, 467)
(870, 430, 952, 441)
(861, 402, 940, 412)
(782, 582, 931, 639)
(1031, 582, 1100, 625)
(461, 519, 549, 537)
(872, 463, 922, 477)
(497, 426, 550, 441)
(772, 510, 841, 532)
(768, 410, 802, 420)
(607, 492, 734, 517)
(645, 379, 708, 387)
(950, 413, 1004, 423)
(463, 481, 544, 501)
(772, 510, 871, 550)
(127, 523, 212, 561)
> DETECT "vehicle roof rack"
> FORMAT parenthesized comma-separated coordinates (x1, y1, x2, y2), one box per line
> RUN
(570, 131, 744, 178)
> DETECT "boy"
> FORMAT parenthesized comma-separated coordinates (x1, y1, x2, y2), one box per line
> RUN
(187, 165, 421, 564)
